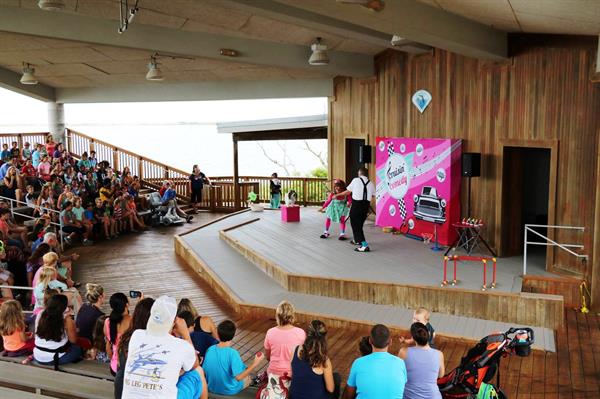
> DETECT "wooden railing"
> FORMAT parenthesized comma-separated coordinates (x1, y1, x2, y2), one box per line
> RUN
(0, 132, 50, 150)
(65, 129, 329, 211)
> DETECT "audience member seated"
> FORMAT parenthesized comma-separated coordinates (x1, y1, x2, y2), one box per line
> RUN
(61, 201, 93, 246)
(398, 322, 445, 399)
(114, 297, 155, 399)
(0, 299, 35, 356)
(121, 296, 208, 399)
(343, 324, 407, 399)
(177, 297, 218, 340)
(263, 300, 306, 390)
(290, 320, 339, 399)
(34, 294, 83, 368)
(87, 314, 109, 364)
(177, 311, 218, 363)
(105, 292, 131, 376)
(75, 283, 105, 344)
(160, 181, 193, 223)
(358, 336, 372, 357)
(2, 165, 22, 202)
(400, 308, 436, 349)
(203, 320, 263, 396)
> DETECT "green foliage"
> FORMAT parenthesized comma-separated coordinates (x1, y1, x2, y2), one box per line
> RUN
(309, 167, 328, 178)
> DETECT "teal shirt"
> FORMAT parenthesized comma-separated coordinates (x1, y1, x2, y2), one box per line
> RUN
(347, 352, 407, 399)
(203, 345, 246, 395)
(72, 206, 86, 221)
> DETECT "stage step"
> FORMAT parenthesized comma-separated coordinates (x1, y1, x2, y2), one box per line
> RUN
(176, 211, 556, 352)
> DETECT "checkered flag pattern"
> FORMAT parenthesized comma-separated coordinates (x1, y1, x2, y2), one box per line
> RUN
(387, 141, 395, 157)
(398, 198, 407, 220)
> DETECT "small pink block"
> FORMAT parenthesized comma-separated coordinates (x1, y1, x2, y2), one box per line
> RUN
(281, 205, 300, 222)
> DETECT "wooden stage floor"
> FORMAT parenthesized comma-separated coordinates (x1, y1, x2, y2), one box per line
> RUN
(71, 212, 596, 398)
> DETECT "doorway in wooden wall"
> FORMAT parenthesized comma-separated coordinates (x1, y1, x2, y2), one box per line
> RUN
(345, 138, 365, 183)
(501, 146, 552, 260)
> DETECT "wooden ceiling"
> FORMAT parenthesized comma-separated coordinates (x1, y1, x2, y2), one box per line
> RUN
(416, 0, 600, 35)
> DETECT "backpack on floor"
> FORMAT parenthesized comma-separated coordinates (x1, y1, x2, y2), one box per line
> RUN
(256, 372, 291, 399)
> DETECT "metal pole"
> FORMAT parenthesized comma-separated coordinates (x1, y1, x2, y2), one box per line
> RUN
(523, 225, 528, 275)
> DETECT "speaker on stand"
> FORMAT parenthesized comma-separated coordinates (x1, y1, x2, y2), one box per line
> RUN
(462, 153, 481, 218)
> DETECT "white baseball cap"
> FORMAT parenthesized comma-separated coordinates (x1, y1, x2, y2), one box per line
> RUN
(146, 295, 177, 336)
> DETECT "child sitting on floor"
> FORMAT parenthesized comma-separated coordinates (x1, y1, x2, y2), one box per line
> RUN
(203, 320, 263, 395)
(400, 307, 436, 348)
(86, 315, 110, 363)
(0, 300, 35, 356)
(319, 179, 352, 240)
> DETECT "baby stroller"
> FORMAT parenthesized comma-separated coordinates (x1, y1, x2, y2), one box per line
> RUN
(148, 192, 186, 226)
(437, 327, 534, 399)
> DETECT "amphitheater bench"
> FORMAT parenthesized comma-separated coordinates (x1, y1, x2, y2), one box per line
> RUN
(0, 361, 113, 399)
(0, 355, 114, 381)
(0, 386, 55, 398)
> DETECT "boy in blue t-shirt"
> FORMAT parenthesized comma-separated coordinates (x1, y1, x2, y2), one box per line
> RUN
(203, 320, 263, 396)
(344, 324, 407, 399)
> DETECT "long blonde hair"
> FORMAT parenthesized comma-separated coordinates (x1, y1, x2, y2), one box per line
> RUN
(42, 252, 59, 268)
(39, 266, 57, 287)
(0, 300, 25, 336)
(177, 298, 199, 320)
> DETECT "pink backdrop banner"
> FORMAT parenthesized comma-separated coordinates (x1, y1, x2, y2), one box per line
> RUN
(375, 137, 462, 245)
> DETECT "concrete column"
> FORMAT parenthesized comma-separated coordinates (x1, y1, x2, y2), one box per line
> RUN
(47, 102, 65, 144)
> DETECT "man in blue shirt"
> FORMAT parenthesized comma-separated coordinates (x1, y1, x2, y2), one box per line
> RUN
(203, 320, 263, 395)
(343, 324, 407, 399)
(0, 158, 14, 180)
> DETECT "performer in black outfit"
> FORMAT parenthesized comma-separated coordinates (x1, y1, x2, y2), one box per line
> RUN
(336, 168, 375, 252)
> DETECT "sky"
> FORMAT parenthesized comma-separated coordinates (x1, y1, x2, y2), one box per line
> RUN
(0, 87, 328, 176)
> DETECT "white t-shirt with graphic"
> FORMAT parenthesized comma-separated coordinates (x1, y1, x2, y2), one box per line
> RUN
(122, 330, 196, 399)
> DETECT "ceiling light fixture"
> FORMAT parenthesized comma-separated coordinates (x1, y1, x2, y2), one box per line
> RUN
(220, 49, 239, 57)
(309, 38, 329, 66)
(38, 0, 66, 11)
(145, 55, 164, 81)
(336, 0, 385, 11)
(20, 63, 38, 85)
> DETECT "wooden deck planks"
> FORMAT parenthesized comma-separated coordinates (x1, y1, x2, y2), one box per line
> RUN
(65, 213, 594, 396)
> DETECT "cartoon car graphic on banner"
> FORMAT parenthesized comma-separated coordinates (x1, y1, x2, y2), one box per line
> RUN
(413, 186, 447, 224)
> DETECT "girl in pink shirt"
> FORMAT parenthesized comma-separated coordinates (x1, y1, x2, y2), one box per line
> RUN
(264, 301, 306, 378)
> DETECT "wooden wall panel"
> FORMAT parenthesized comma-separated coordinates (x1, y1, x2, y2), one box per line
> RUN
(330, 35, 600, 305)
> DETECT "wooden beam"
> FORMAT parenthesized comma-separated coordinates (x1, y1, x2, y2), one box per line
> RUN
(0, 65, 55, 102)
(0, 5, 373, 78)
(233, 139, 240, 211)
(232, 127, 327, 142)
(272, 0, 507, 61)
(223, 0, 429, 54)
(55, 79, 333, 103)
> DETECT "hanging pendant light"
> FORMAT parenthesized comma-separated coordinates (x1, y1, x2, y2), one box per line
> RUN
(20, 63, 38, 85)
(38, 0, 66, 11)
(308, 38, 329, 66)
(145, 56, 164, 81)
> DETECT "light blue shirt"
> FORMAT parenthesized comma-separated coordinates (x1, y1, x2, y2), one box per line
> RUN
(203, 345, 246, 395)
(0, 162, 10, 180)
(347, 352, 407, 399)
(161, 188, 177, 202)
(32, 150, 41, 168)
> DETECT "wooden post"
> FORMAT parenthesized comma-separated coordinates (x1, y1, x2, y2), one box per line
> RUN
(16, 134, 23, 152)
(233, 139, 240, 210)
(164, 167, 169, 180)
(112, 147, 119, 171)
(138, 157, 143, 180)
(303, 178, 308, 207)
(89, 138, 95, 154)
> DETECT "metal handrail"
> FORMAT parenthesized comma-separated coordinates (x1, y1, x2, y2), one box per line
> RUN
(523, 224, 588, 275)
(0, 196, 64, 249)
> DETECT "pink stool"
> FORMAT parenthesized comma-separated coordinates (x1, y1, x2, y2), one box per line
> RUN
(281, 205, 300, 222)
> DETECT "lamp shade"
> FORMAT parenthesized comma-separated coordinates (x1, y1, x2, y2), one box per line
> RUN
(20, 65, 38, 85)
(146, 61, 164, 81)
(309, 40, 329, 66)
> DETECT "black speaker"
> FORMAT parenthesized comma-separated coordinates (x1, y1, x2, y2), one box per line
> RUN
(359, 145, 372, 164)
(462, 153, 481, 177)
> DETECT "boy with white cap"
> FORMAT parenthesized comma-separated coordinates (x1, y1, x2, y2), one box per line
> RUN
(122, 296, 208, 399)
